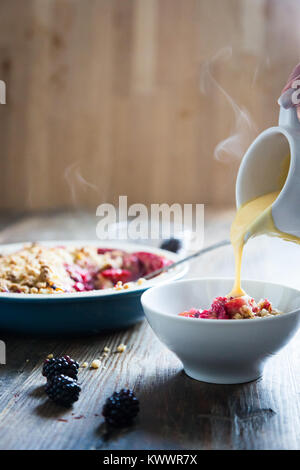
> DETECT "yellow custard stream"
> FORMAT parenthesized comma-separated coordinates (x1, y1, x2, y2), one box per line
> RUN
(230, 191, 279, 297)
(229, 155, 300, 297)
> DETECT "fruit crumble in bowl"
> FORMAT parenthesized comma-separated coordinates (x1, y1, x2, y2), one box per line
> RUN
(141, 278, 300, 384)
(178, 296, 281, 320)
(0, 243, 174, 294)
(0, 241, 187, 335)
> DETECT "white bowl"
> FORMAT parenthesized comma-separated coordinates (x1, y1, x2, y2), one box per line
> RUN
(141, 278, 300, 384)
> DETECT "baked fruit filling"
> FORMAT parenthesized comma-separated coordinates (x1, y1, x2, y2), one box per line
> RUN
(0, 244, 172, 294)
(179, 296, 281, 320)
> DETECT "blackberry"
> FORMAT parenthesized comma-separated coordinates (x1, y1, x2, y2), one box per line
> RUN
(42, 355, 79, 380)
(102, 389, 139, 427)
(160, 238, 182, 253)
(45, 374, 81, 407)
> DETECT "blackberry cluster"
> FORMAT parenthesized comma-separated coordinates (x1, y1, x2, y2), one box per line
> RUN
(160, 238, 182, 253)
(42, 355, 81, 407)
(45, 374, 81, 407)
(42, 355, 79, 380)
(102, 389, 139, 427)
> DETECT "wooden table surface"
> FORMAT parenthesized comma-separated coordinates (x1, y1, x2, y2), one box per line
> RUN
(0, 209, 299, 450)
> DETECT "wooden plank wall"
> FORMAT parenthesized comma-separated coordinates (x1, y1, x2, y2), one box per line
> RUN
(0, 0, 300, 211)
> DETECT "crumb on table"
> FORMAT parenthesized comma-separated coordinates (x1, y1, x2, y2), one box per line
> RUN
(90, 359, 101, 369)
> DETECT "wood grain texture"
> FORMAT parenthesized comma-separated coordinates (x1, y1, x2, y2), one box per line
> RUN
(0, 0, 300, 210)
(0, 211, 299, 450)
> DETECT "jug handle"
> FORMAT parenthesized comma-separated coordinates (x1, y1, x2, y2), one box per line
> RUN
(278, 103, 299, 129)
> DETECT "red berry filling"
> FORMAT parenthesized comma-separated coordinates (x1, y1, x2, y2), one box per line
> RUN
(66, 249, 171, 291)
(65, 264, 95, 291)
(97, 248, 115, 255)
(134, 252, 172, 277)
(100, 268, 133, 284)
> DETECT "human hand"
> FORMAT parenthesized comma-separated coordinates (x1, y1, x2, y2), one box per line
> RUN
(279, 63, 300, 120)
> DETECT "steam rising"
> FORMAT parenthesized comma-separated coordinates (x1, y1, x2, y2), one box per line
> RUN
(200, 47, 257, 162)
(64, 161, 98, 205)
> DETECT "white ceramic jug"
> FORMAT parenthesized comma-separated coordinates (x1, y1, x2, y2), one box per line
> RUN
(236, 105, 300, 239)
